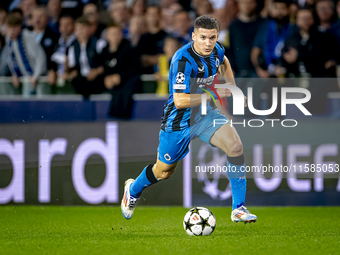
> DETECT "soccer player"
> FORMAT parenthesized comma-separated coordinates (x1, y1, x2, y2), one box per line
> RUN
(121, 15, 257, 223)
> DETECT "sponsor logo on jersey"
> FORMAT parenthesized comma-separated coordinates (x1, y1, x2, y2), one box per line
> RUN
(197, 74, 217, 86)
(174, 84, 186, 90)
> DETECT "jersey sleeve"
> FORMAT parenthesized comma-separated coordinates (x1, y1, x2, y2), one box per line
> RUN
(171, 59, 192, 94)
(216, 41, 226, 64)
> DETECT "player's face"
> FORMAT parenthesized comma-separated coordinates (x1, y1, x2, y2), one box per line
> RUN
(192, 28, 218, 56)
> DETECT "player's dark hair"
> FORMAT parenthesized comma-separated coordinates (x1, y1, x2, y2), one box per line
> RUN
(194, 15, 219, 32)
(75, 16, 90, 26)
(6, 13, 23, 27)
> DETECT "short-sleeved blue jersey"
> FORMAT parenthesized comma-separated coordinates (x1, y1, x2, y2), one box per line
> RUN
(160, 41, 225, 132)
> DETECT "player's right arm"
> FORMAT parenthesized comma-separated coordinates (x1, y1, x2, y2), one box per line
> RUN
(174, 93, 211, 109)
(172, 58, 232, 109)
(171, 58, 213, 109)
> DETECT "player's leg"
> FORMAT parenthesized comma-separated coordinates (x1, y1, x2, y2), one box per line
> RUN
(121, 158, 178, 220)
(130, 156, 179, 197)
(210, 123, 245, 209)
(121, 128, 190, 219)
(210, 123, 257, 223)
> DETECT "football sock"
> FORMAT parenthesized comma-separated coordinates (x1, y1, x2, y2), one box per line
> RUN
(129, 164, 159, 198)
(227, 154, 246, 210)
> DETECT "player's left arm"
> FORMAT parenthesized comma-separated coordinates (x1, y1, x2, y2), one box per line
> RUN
(218, 56, 247, 107)
(218, 56, 236, 85)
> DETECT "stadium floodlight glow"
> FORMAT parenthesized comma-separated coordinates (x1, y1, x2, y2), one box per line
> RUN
(201, 84, 312, 116)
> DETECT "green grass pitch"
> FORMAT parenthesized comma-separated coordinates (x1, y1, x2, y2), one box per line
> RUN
(0, 206, 339, 254)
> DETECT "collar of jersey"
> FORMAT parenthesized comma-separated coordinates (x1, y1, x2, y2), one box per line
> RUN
(191, 43, 211, 59)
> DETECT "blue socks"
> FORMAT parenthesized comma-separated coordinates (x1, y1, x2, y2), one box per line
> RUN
(227, 155, 246, 210)
(129, 157, 246, 209)
(130, 164, 159, 198)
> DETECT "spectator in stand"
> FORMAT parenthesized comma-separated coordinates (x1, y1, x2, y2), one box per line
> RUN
(316, 0, 337, 32)
(154, 36, 180, 95)
(160, 3, 183, 33)
(281, 8, 338, 78)
(222, 0, 239, 29)
(109, 1, 130, 39)
(32, 6, 58, 74)
(60, 0, 84, 19)
(282, 8, 339, 114)
(65, 16, 106, 99)
(9, 8, 24, 20)
(102, 23, 140, 119)
(49, 15, 76, 89)
(83, 3, 106, 38)
(131, 0, 147, 15)
(194, 0, 214, 17)
(228, 0, 265, 77)
(47, 0, 61, 35)
(251, 0, 293, 78)
(129, 15, 147, 48)
(331, 0, 340, 47)
(2, 13, 46, 94)
(138, 5, 167, 76)
(225, 0, 266, 116)
(0, 7, 7, 37)
(5, 8, 24, 54)
(21, 0, 37, 29)
(208, 0, 229, 28)
(0, 7, 7, 52)
(160, 0, 178, 9)
(172, 11, 193, 45)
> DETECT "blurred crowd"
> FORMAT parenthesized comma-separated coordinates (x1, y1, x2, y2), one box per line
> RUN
(0, 0, 340, 117)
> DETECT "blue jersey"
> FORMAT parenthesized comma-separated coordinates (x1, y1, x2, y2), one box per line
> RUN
(161, 41, 225, 132)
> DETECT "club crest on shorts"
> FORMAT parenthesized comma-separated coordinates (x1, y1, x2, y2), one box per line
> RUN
(164, 153, 171, 161)
(176, 72, 185, 84)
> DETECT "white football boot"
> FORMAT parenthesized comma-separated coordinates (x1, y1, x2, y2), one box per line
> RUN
(231, 205, 257, 224)
(121, 179, 139, 220)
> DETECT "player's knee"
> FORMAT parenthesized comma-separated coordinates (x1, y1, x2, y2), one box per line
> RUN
(153, 163, 176, 180)
(228, 141, 243, 156)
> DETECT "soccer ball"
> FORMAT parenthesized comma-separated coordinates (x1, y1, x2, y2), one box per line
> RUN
(183, 207, 216, 236)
